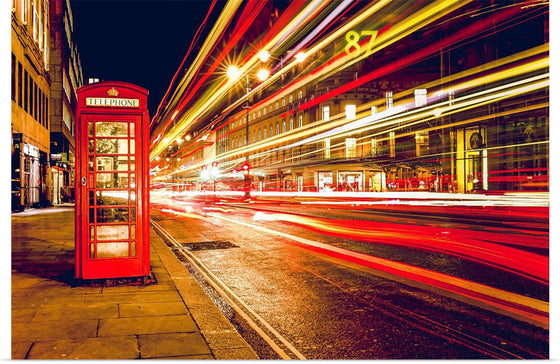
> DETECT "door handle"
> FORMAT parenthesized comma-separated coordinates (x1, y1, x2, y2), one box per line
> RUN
(81, 177, 87, 186)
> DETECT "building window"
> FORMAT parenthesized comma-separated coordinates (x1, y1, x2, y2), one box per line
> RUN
(32, 0, 40, 43)
(414, 89, 427, 107)
(345, 138, 357, 159)
(45, 95, 48, 129)
(289, 94, 293, 103)
(263, 107, 266, 116)
(34, 82, 38, 120)
(371, 138, 377, 157)
(38, 88, 42, 125)
(258, 110, 261, 118)
(276, 101, 279, 109)
(385, 91, 393, 109)
(322, 105, 330, 121)
(21, 0, 29, 24)
(289, 118, 294, 130)
(282, 98, 285, 107)
(11, 54, 16, 101)
(276, 122, 279, 135)
(415, 131, 429, 156)
(29, 79, 34, 117)
(389, 131, 395, 158)
(298, 115, 303, 128)
(24, 69, 28, 112)
(17, 62, 23, 107)
(282, 120, 286, 133)
(264, 127, 267, 139)
(258, 129, 261, 141)
(298, 90, 302, 99)
(42, 0, 48, 68)
(345, 104, 356, 120)
(270, 125, 273, 137)
(325, 138, 330, 159)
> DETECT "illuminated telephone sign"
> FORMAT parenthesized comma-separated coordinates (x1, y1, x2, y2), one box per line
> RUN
(75, 81, 150, 280)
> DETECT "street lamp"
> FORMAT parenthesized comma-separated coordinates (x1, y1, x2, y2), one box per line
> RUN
(227, 65, 242, 81)
(257, 68, 270, 82)
(294, 51, 307, 63)
(257, 50, 271, 63)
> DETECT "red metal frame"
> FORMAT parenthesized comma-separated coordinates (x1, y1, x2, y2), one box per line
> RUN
(75, 81, 150, 279)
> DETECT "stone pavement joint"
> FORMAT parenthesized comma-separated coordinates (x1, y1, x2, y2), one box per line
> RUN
(12, 207, 259, 359)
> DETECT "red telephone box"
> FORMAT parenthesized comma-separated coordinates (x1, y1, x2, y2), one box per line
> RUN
(75, 81, 150, 279)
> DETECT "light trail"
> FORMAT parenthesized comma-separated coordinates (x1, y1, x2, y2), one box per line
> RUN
(207, 213, 548, 328)
(150, 0, 469, 160)
(251, 211, 548, 283)
(167, 70, 547, 176)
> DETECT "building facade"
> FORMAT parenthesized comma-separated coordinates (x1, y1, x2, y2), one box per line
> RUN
(49, 0, 83, 204)
(11, 0, 51, 211)
(151, 2, 548, 196)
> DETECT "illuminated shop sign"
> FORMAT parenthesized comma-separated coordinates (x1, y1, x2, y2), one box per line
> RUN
(23, 143, 39, 157)
(86, 97, 139, 108)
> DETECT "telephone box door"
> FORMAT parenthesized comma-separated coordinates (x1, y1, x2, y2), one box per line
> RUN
(75, 81, 149, 280)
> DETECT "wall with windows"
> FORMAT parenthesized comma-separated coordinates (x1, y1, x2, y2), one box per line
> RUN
(12, 0, 51, 209)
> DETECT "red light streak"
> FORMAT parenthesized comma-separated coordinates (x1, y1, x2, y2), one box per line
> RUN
(252, 211, 548, 284)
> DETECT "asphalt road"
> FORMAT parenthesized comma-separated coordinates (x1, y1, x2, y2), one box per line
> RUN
(150, 198, 548, 359)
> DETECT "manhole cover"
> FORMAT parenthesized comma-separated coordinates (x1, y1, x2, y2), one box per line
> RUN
(182, 241, 239, 251)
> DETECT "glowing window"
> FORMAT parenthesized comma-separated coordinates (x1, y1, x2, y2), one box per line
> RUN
(322, 105, 330, 121)
(345, 104, 356, 120)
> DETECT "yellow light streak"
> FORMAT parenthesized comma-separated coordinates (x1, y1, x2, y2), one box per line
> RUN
(153, 0, 470, 161)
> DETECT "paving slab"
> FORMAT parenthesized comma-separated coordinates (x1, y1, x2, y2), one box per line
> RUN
(119, 301, 190, 318)
(32, 301, 119, 321)
(98, 314, 198, 337)
(27, 336, 140, 359)
(84, 290, 182, 304)
(12, 319, 99, 341)
(138, 332, 212, 359)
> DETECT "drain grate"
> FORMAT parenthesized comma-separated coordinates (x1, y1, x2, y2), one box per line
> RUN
(181, 240, 239, 251)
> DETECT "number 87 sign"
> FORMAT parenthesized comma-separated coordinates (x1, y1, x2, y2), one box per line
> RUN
(345, 30, 379, 56)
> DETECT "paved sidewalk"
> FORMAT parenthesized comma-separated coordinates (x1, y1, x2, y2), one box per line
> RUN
(11, 206, 258, 359)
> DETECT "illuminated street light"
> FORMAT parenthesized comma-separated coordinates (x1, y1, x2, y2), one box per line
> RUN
(155, 156, 160, 161)
(200, 165, 210, 180)
(294, 51, 307, 63)
(210, 161, 219, 178)
(184, 134, 192, 141)
(257, 68, 270, 81)
(258, 50, 270, 62)
(227, 65, 241, 80)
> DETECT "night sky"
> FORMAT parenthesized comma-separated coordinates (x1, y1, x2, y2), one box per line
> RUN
(70, 0, 224, 118)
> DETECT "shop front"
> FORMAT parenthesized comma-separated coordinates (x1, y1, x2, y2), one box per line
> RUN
(338, 171, 363, 192)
